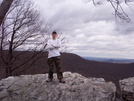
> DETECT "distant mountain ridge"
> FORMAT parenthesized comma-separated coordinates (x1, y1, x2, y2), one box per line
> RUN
(0, 51, 134, 92)
(82, 56, 134, 63)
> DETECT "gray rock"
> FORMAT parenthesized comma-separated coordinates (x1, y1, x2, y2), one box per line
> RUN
(0, 72, 116, 101)
(119, 77, 134, 101)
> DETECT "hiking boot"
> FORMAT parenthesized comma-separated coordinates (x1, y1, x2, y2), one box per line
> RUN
(46, 79, 52, 83)
(59, 79, 65, 83)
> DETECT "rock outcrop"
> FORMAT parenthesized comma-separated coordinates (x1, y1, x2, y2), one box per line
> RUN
(119, 77, 134, 101)
(0, 72, 116, 101)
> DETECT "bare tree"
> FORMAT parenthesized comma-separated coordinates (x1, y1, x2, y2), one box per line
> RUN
(89, 0, 133, 22)
(0, 0, 50, 77)
(0, 0, 14, 26)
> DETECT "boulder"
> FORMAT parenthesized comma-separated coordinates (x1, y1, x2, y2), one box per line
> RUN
(119, 77, 134, 101)
(0, 72, 116, 101)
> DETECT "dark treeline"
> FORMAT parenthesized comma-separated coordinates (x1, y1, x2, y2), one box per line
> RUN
(0, 50, 134, 91)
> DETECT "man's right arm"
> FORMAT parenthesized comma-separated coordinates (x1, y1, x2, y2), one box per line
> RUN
(45, 40, 55, 50)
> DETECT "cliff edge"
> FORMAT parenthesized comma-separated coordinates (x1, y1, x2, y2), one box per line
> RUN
(0, 72, 116, 101)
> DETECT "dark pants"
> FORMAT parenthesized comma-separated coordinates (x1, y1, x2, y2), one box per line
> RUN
(47, 56, 63, 79)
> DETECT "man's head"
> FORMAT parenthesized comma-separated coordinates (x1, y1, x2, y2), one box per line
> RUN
(52, 31, 57, 39)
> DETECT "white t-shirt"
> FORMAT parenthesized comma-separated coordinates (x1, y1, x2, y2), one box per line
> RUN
(46, 39, 61, 58)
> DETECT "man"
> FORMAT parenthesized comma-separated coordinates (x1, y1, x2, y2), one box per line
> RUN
(46, 31, 65, 83)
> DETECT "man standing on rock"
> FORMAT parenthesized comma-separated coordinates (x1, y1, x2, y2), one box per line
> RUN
(46, 31, 65, 83)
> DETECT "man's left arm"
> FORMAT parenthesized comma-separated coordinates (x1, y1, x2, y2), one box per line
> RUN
(53, 39, 61, 48)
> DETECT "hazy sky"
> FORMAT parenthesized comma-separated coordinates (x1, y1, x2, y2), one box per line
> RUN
(33, 0, 134, 59)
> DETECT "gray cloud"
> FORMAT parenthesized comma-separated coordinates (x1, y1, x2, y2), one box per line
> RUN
(33, 0, 134, 59)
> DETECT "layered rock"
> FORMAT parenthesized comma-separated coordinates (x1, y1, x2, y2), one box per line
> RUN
(0, 72, 116, 101)
(119, 77, 134, 101)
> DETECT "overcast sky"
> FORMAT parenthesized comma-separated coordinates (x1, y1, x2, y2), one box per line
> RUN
(33, 0, 134, 59)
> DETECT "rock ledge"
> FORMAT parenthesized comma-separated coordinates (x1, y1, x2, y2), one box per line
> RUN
(119, 77, 134, 101)
(0, 72, 116, 101)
